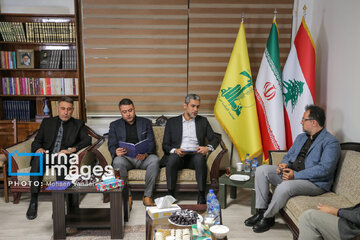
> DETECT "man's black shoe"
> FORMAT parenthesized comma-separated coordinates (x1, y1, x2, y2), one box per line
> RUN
(252, 217, 275, 233)
(197, 192, 206, 204)
(26, 202, 38, 220)
(244, 209, 265, 226)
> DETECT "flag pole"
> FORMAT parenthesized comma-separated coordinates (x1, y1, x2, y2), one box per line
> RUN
(241, 13, 245, 23)
(274, 8, 277, 20)
(230, 143, 234, 166)
(303, 4, 307, 19)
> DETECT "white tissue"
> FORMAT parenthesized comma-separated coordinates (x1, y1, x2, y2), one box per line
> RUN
(154, 195, 176, 209)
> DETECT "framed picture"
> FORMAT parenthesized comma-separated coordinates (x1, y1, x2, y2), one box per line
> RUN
(16, 49, 34, 68)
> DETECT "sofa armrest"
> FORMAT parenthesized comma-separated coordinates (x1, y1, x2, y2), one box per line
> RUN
(268, 150, 287, 166)
(92, 137, 113, 170)
(208, 133, 228, 183)
(76, 126, 103, 168)
(3, 131, 37, 173)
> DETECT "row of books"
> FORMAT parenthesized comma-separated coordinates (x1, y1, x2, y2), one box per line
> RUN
(2, 100, 36, 121)
(0, 51, 16, 69)
(2, 99, 80, 121)
(1, 77, 79, 96)
(40, 50, 77, 69)
(0, 22, 26, 42)
(0, 22, 76, 43)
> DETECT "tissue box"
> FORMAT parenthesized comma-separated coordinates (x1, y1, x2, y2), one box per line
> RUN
(146, 204, 181, 220)
(95, 178, 124, 192)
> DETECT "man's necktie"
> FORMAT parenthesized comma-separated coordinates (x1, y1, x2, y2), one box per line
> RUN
(52, 121, 63, 154)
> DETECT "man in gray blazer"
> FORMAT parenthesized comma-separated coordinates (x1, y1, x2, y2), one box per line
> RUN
(244, 105, 341, 233)
(162, 94, 219, 204)
(108, 98, 159, 206)
(298, 202, 360, 240)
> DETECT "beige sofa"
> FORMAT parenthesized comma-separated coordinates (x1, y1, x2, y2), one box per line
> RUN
(93, 126, 228, 194)
(269, 142, 360, 239)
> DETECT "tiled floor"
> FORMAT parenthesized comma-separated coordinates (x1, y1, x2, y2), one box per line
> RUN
(0, 188, 292, 239)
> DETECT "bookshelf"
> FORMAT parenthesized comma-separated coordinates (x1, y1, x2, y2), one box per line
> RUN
(0, 1, 85, 128)
(0, 1, 85, 148)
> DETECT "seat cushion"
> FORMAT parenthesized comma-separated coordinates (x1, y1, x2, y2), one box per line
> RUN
(15, 167, 57, 186)
(283, 192, 354, 226)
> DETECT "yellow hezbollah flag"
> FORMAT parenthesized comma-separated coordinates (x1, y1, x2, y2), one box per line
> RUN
(214, 22, 262, 161)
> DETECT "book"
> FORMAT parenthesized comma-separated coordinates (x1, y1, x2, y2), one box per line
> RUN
(118, 139, 150, 158)
(39, 50, 52, 68)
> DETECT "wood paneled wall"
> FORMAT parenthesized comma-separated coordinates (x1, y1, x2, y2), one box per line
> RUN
(82, 0, 293, 115)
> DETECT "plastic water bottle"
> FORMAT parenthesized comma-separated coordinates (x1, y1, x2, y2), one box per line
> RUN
(251, 157, 258, 177)
(244, 154, 251, 173)
(206, 189, 215, 213)
(211, 195, 221, 225)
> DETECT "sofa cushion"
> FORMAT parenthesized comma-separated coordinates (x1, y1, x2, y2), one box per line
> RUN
(0, 153, 6, 165)
(332, 150, 360, 205)
(153, 126, 165, 158)
(128, 167, 211, 184)
(283, 192, 354, 226)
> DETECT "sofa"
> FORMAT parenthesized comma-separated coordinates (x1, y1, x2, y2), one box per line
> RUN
(269, 142, 360, 239)
(1, 126, 102, 203)
(92, 125, 228, 194)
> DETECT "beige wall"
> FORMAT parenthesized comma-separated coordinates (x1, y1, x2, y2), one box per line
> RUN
(0, 0, 74, 13)
(293, 0, 360, 142)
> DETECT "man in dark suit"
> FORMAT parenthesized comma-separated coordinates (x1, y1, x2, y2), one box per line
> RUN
(108, 98, 159, 206)
(27, 97, 91, 220)
(162, 94, 219, 204)
(299, 202, 360, 240)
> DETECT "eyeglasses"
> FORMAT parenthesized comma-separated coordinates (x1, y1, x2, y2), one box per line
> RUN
(302, 118, 314, 122)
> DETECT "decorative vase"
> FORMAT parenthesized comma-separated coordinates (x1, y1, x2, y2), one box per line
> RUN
(43, 99, 50, 116)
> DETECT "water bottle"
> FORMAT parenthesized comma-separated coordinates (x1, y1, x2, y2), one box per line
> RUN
(206, 189, 215, 213)
(211, 195, 221, 225)
(244, 153, 251, 173)
(251, 157, 258, 177)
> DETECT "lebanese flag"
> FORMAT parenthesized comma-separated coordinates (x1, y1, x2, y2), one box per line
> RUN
(255, 18, 286, 163)
(282, 17, 316, 148)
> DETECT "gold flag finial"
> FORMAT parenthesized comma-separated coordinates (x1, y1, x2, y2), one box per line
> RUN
(303, 5, 307, 17)
(274, 8, 277, 20)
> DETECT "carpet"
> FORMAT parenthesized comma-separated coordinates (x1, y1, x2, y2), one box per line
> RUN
(65, 225, 145, 240)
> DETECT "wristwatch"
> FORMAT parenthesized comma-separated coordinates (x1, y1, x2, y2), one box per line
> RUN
(67, 147, 73, 153)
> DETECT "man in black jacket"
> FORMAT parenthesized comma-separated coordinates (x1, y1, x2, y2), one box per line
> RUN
(162, 94, 219, 204)
(26, 97, 91, 220)
(108, 98, 159, 206)
(298, 202, 360, 240)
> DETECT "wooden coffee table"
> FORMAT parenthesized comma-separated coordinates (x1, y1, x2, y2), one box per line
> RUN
(145, 204, 226, 240)
(52, 180, 129, 240)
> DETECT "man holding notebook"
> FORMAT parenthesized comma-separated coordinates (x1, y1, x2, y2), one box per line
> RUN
(108, 98, 159, 206)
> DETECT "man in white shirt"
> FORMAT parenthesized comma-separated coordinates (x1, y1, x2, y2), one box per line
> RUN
(161, 94, 219, 204)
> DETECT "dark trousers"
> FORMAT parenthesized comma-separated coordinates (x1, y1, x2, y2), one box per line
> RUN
(30, 154, 70, 193)
(166, 153, 207, 192)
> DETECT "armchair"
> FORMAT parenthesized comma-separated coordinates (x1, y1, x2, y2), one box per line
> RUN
(1, 125, 102, 204)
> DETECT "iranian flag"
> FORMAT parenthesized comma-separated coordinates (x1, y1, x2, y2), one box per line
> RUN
(282, 17, 316, 147)
(255, 18, 286, 163)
